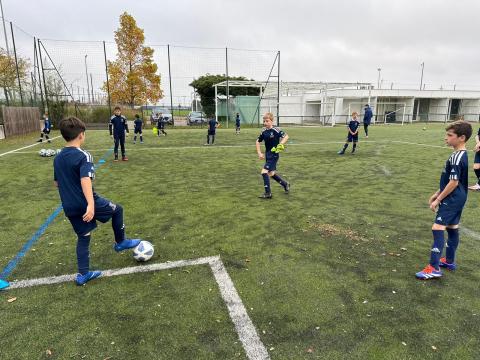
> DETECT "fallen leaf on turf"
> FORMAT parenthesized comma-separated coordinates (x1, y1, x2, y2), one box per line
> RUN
(7, 297, 16, 303)
(432, 346, 437, 351)
(401, 342, 407, 346)
(245, 258, 250, 262)
(306, 347, 314, 353)
(400, 247, 407, 251)
(46, 349, 52, 356)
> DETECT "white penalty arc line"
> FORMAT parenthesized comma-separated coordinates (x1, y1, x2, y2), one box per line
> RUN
(0, 136, 62, 157)
(6, 255, 270, 360)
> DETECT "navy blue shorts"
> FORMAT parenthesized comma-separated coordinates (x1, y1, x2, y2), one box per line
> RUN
(474, 151, 480, 164)
(208, 130, 216, 135)
(134, 128, 142, 134)
(43, 129, 50, 134)
(347, 133, 358, 142)
(264, 152, 279, 172)
(434, 203, 463, 226)
(68, 197, 119, 236)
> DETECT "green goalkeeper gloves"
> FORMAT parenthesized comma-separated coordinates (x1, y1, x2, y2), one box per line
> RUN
(271, 144, 285, 153)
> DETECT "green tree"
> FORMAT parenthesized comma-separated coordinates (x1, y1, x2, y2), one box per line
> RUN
(0, 47, 29, 104)
(104, 12, 162, 107)
(189, 74, 260, 117)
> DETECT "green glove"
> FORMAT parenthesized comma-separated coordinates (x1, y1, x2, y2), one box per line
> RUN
(272, 144, 285, 153)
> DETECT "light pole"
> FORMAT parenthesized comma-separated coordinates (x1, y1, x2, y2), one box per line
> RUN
(377, 68, 382, 89)
(84, 55, 90, 103)
(0, 0, 9, 55)
(420, 62, 424, 90)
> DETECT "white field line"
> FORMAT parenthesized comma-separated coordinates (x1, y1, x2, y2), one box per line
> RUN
(9, 140, 380, 154)
(0, 136, 62, 157)
(391, 140, 448, 149)
(461, 227, 480, 241)
(6, 255, 270, 360)
(379, 165, 392, 176)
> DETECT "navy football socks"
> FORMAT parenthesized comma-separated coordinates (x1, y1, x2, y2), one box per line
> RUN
(445, 228, 459, 263)
(272, 174, 286, 187)
(475, 168, 480, 184)
(112, 204, 125, 243)
(429, 230, 445, 270)
(262, 173, 271, 194)
(76, 234, 91, 275)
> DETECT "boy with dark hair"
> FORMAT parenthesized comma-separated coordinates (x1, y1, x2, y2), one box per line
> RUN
(338, 112, 360, 155)
(256, 112, 290, 199)
(416, 120, 472, 280)
(235, 112, 241, 135)
(205, 118, 219, 145)
(133, 114, 143, 144)
(37, 113, 52, 143)
(109, 106, 129, 161)
(157, 113, 167, 136)
(468, 125, 480, 191)
(363, 104, 373, 138)
(54, 117, 141, 285)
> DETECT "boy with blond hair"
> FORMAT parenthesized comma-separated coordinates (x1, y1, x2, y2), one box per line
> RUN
(256, 112, 290, 199)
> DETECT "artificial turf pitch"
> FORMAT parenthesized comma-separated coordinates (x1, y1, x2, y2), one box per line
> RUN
(0, 124, 479, 359)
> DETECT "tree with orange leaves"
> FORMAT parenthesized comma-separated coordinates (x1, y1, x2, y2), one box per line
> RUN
(104, 12, 163, 107)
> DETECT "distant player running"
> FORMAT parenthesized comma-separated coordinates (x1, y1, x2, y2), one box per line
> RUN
(256, 112, 290, 199)
(363, 104, 373, 138)
(37, 113, 52, 143)
(338, 112, 360, 155)
(416, 120, 472, 280)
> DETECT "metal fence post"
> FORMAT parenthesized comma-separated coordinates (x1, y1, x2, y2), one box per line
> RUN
(103, 41, 112, 117)
(167, 44, 174, 125)
(10, 22, 23, 106)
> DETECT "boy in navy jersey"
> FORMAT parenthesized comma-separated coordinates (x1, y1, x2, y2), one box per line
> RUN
(157, 113, 167, 136)
(205, 118, 219, 145)
(109, 106, 129, 161)
(235, 113, 241, 135)
(256, 112, 290, 199)
(416, 120, 472, 280)
(54, 117, 141, 285)
(133, 114, 143, 144)
(338, 112, 360, 155)
(37, 113, 52, 143)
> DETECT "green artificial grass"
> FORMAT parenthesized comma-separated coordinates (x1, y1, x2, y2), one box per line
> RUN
(0, 124, 479, 359)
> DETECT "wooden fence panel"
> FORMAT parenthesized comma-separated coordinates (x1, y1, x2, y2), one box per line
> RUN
(1, 106, 41, 137)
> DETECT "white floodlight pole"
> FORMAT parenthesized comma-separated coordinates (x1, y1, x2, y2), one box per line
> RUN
(215, 84, 218, 123)
(0, 0, 9, 55)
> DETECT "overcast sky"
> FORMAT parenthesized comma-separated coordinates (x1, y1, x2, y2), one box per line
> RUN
(3, 0, 480, 92)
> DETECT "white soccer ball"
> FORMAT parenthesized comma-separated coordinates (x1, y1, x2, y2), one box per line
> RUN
(133, 241, 154, 262)
(39, 148, 47, 157)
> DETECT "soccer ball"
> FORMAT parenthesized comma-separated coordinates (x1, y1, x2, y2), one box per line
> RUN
(133, 241, 154, 262)
(39, 148, 47, 157)
(422, 127, 427, 131)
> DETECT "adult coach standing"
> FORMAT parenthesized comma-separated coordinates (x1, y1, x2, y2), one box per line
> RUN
(363, 104, 373, 138)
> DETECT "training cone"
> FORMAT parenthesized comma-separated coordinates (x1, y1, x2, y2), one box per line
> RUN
(0, 279, 10, 290)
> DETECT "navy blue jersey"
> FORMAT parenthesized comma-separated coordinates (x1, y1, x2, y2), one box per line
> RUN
(348, 120, 360, 133)
(363, 108, 373, 124)
(157, 117, 165, 129)
(257, 127, 286, 152)
(439, 150, 468, 209)
(477, 127, 480, 137)
(54, 147, 96, 217)
(110, 115, 128, 136)
(208, 119, 218, 131)
(134, 118, 143, 130)
(43, 118, 51, 131)
(236, 115, 241, 126)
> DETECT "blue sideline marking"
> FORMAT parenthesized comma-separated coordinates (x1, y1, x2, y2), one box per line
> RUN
(0, 148, 113, 283)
